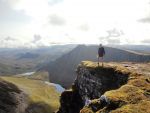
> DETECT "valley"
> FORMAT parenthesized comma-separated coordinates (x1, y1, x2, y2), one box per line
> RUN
(0, 44, 150, 113)
(0, 45, 76, 76)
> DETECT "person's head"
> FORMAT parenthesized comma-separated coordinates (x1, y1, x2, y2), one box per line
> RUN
(99, 44, 102, 47)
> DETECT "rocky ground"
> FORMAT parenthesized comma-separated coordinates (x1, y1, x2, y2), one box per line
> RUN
(0, 78, 28, 113)
(109, 62, 150, 76)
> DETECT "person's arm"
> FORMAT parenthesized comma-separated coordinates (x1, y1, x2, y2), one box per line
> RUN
(103, 48, 105, 55)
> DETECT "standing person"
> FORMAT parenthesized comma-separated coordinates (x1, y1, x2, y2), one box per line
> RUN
(98, 44, 105, 66)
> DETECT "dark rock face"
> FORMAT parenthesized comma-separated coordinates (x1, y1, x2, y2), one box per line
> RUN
(0, 79, 28, 113)
(56, 87, 84, 113)
(75, 65, 129, 100)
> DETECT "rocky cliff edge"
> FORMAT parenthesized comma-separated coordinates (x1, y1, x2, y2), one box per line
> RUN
(57, 61, 150, 113)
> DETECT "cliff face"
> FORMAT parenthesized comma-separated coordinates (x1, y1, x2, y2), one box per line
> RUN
(57, 61, 150, 113)
(75, 62, 128, 100)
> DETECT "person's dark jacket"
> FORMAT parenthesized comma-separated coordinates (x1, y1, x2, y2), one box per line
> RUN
(98, 47, 105, 57)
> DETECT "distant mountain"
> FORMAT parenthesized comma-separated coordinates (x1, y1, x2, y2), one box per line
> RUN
(17, 52, 40, 59)
(109, 44, 150, 54)
(40, 45, 150, 88)
(0, 63, 27, 76)
(0, 44, 76, 76)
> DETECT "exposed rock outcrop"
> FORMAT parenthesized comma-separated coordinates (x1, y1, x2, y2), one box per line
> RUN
(57, 61, 150, 113)
(0, 78, 28, 113)
(75, 62, 129, 100)
(56, 87, 83, 113)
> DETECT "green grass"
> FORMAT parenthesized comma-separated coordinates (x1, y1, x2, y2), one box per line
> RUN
(29, 71, 49, 81)
(1, 76, 60, 113)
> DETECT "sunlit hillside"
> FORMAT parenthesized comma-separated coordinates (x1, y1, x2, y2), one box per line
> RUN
(1, 76, 60, 113)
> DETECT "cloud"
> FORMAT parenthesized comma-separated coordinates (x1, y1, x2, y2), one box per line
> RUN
(107, 38, 121, 44)
(31, 35, 52, 47)
(31, 35, 63, 47)
(99, 28, 124, 44)
(0, 0, 31, 23)
(138, 1, 150, 23)
(0, 0, 150, 47)
(106, 28, 124, 38)
(48, 0, 63, 6)
(0, 34, 71, 48)
(0, 36, 24, 48)
(1, 0, 19, 7)
(138, 17, 150, 23)
(48, 14, 66, 26)
(78, 24, 90, 31)
(99, 37, 121, 45)
(141, 39, 150, 44)
(4, 36, 16, 41)
(32, 35, 42, 43)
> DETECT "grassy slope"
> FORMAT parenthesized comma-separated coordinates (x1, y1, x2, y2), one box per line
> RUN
(17, 71, 50, 81)
(1, 76, 60, 113)
(0, 63, 29, 76)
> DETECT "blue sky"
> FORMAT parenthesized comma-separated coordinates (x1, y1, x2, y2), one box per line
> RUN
(0, 0, 150, 48)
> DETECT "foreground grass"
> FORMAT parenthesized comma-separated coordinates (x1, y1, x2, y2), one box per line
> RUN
(1, 76, 60, 113)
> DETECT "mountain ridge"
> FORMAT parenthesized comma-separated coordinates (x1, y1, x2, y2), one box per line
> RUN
(41, 45, 150, 88)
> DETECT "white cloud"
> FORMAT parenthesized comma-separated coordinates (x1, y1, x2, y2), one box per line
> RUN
(78, 24, 90, 31)
(32, 34, 42, 43)
(99, 28, 123, 45)
(48, 0, 63, 6)
(106, 29, 124, 38)
(141, 39, 150, 44)
(4, 36, 16, 41)
(0, 36, 25, 48)
(2, 0, 20, 7)
(0, 0, 150, 47)
(49, 14, 66, 26)
(139, 17, 150, 23)
(107, 38, 121, 45)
